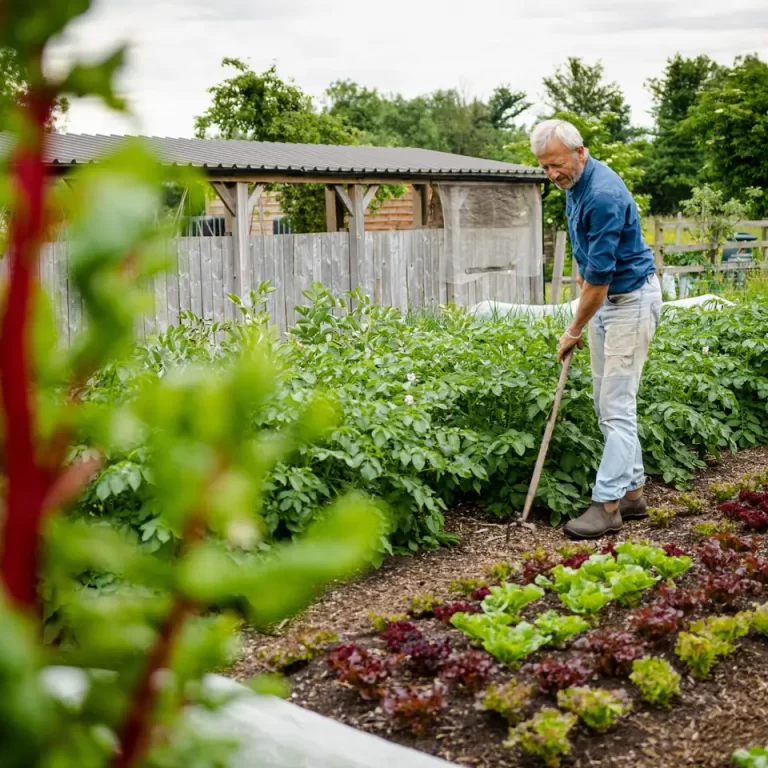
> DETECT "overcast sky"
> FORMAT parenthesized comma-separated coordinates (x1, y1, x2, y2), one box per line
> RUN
(46, 0, 768, 140)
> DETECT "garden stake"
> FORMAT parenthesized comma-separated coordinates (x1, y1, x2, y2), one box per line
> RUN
(506, 350, 574, 545)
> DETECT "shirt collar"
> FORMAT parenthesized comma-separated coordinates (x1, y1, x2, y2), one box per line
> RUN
(568, 155, 595, 202)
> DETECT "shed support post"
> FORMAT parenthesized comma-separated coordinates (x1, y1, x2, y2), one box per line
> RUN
(324, 186, 338, 232)
(212, 182, 263, 309)
(412, 184, 428, 228)
(334, 184, 378, 294)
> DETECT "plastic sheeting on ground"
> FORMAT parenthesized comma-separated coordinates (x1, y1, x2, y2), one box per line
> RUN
(41, 668, 456, 768)
(470, 293, 735, 321)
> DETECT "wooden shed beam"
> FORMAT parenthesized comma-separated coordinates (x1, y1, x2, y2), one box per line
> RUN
(211, 182, 236, 216)
(334, 185, 354, 214)
(362, 184, 379, 209)
(412, 184, 429, 228)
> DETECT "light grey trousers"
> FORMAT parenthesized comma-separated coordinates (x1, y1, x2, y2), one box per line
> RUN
(588, 273, 662, 502)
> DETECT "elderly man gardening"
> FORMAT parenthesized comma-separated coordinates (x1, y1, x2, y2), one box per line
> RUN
(531, 119, 662, 540)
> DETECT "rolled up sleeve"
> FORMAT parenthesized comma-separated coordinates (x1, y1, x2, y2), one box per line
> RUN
(583, 192, 625, 286)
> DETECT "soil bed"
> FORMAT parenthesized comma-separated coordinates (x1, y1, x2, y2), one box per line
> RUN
(230, 445, 768, 767)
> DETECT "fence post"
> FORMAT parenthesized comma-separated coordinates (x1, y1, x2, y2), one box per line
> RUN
(551, 230, 566, 305)
(570, 258, 581, 300)
(763, 224, 768, 262)
(654, 218, 665, 274)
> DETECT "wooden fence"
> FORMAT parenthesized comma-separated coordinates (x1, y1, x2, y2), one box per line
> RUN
(30, 229, 543, 343)
(653, 217, 768, 276)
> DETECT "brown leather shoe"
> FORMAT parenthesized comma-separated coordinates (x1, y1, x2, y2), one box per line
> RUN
(564, 502, 623, 540)
(620, 494, 648, 521)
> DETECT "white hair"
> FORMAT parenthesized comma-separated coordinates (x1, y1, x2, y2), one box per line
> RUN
(530, 120, 585, 156)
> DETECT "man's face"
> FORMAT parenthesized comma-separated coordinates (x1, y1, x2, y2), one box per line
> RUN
(535, 141, 587, 190)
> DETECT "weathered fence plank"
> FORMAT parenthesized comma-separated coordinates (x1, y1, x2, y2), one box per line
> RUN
(32, 228, 545, 341)
(200, 237, 213, 321)
(166, 242, 180, 327)
(211, 237, 226, 323)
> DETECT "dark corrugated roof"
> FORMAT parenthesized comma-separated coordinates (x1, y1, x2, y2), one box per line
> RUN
(0, 132, 545, 182)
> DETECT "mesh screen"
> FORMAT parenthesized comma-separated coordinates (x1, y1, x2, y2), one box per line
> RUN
(437, 183, 542, 287)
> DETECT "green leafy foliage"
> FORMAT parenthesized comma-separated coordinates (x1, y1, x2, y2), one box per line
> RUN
(680, 184, 763, 259)
(684, 55, 768, 216)
(675, 631, 733, 680)
(193, 60, 403, 233)
(408, 592, 443, 618)
(506, 708, 578, 768)
(712, 482, 741, 503)
(750, 603, 768, 638)
(480, 622, 550, 667)
(629, 657, 681, 708)
(450, 577, 488, 596)
(0, 9, 388, 767)
(259, 629, 339, 671)
(451, 605, 586, 667)
(324, 79, 530, 162)
(481, 680, 533, 724)
(616, 542, 693, 582)
(450, 610, 515, 644)
(646, 552, 692, 583)
(607, 566, 660, 607)
(648, 506, 676, 528)
(689, 612, 753, 643)
(538, 547, 676, 613)
(367, 611, 408, 632)
(733, 746, 768, 768)
(559, 578, 615, 615)
(677, 493, 706, 515)
(485, 560, 518, 583)
(532, 611, 590, 647)
(556, 686, 632, 732)
(83, 291, 768, 552)
(481, 583, 544, 620)
(694, 521, 737, 539)
(0, 47, 69, 130)
(639, 54, 724, 215)
(542, 57, 634, 142)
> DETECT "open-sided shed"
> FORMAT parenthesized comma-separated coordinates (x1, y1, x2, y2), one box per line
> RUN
(37, 134, 548, 302)
(2, 133, 548, 336)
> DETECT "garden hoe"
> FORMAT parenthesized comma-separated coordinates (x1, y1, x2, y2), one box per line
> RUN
(506, 349, 574, 545)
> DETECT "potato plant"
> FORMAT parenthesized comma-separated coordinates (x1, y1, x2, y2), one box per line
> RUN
(80, 277, 768, 558)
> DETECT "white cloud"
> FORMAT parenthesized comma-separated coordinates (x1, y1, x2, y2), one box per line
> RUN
(47, 0, 768, 140)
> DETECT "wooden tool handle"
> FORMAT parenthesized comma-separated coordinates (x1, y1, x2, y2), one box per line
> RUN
(520, 350, 574, 523)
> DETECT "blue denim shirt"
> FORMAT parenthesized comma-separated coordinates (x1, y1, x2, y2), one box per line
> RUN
(565, 156, 655, 295)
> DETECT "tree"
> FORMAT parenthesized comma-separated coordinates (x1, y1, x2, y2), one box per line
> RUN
(684, 55, 768, 216)
(680, 183, 762, 261)
(324, 80, 530, 160)
(639, 55, 723, 215)
(0, 46, 68, 130)
(542, 57, 633, 142)
(0, 47, 24, 125)
(195, 60, 372, 233)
